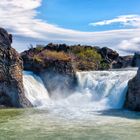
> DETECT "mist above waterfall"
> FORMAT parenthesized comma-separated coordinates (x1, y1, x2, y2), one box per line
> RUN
(23, 69, 137, 112)
(39, 71, 77, 100)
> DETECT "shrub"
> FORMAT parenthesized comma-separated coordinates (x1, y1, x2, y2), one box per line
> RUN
(72, 47, 102, 69)
(46, 51, 71, 61)
(33, 55, 43, 63)
(100, 61, 110, 70)
(35, 45, 44, 52)
(40, 50, 71, 61)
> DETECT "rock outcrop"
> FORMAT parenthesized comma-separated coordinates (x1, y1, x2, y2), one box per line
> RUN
(21, 47, 77, 97)
(112, 55, 133, 69)
(0, 28, 32, 108)
(132, 52, 140, 67)
(21, 43, 137, 73)
(40, 68, 77, 99)
(98, 47, 134, 69)
(125, 68, 140, 111)
(99, 47, 119, 64)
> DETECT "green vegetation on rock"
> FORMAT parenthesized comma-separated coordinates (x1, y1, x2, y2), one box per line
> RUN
(71, 46, 102, 70)
(21, 43, 118, 72)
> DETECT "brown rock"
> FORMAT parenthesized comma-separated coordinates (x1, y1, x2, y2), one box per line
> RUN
(0, 27, 32, 108)
(21, 46, 77, 97)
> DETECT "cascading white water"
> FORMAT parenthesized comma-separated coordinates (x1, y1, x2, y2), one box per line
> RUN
(23, 68, 137, 111)
(23, 71, 49, 107)
(76, 68, 137, 110)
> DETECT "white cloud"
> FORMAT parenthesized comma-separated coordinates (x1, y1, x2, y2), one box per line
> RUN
(89, 15, 140, 28)
(117, 38, 140, 54)
(0, 0, 140, 55)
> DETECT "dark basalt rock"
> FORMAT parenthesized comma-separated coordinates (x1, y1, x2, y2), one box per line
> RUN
(0, 27, 32, 108)
(39, 69, 77, 99)
(99, 47, 119, 63)
(125, 68, 140, 111)
(45, 43, 70, 52)
(99, 47, 134, 69)
(0, 28, 12, 47)
(132, 52, 140, 67)
(21, 46, 77, 97)
(112, 55, 133, 69)
(21, 43, 136, 73)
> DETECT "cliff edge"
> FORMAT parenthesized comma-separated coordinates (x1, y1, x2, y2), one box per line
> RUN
(125, 68, 140, 111)
(0, 28, 32, 108)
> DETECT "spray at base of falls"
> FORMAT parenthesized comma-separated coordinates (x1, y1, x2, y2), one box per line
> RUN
(23, 69, 137, 111)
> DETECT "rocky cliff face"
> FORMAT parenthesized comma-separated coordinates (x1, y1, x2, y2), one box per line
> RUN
(124, 68, 140, 111)
(21, 47, 77, 97)
(39, 61, 77, 98)
(132, 52, 140, 67)
(0, 28, 32, 108)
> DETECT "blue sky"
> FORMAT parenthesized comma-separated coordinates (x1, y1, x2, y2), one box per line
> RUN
(37, 0, 140, 32)
(0, 0, 140, 54)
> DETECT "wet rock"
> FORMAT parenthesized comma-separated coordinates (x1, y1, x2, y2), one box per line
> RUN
(132, 52, 140, 67)
(125, 68, 140, 111)
(0, 27, 32, 108)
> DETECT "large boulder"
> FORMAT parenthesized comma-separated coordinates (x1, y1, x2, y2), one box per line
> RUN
(0, 28, 32, 108)
(124, 68, 140, 111)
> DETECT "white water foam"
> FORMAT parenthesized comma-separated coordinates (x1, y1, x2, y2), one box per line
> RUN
(23, 71, 49, 107)
(75, 69, 137, 110)
(23, 69, 137, 112)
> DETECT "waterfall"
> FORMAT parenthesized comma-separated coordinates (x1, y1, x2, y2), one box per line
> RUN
(23, 71, 49, 107)
(23, 68, 137, 110)
(76, 69, 137, 110)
